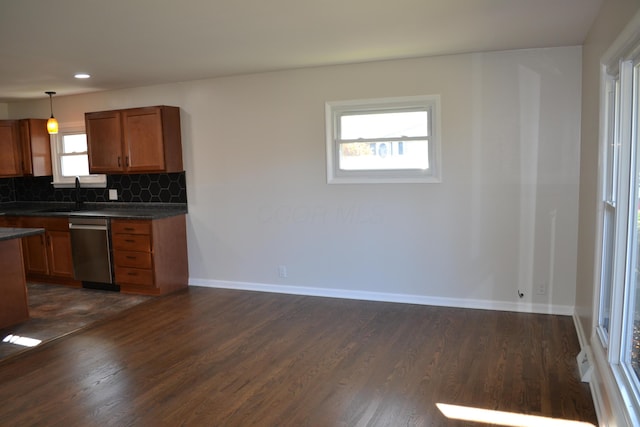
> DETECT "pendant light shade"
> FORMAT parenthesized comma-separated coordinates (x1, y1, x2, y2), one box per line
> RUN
(45, 91, 58, 134)
(47, 117, 58, 134)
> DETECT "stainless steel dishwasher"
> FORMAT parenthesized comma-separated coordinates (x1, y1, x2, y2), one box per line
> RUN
(69, 217, 117, 290)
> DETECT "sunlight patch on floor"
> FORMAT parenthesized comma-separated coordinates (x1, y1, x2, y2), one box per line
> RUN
(2, 334, 41, 347)
(436, 403, 595, 427)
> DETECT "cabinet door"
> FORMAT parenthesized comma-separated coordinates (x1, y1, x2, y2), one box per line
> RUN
(20, 119, 52, 177)
(122, 107, 165, 172)
(86, 110, 124, 173)
(23, 233, 49, 276)
(0, 121, 22, 177)
(47, 231, 75, 278)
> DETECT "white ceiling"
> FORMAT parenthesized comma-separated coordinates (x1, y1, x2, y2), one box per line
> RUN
(0, 0, 602, 103)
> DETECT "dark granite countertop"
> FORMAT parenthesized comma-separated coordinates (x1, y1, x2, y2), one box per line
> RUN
(0, 227, 44, 241)
(0, 202, 187, 220)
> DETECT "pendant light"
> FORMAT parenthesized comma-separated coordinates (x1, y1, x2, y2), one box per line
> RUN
(45, 91, 58, 134)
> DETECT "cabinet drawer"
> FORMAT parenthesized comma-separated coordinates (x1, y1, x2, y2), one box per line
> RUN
(0, 217, 20, 227)
(113, 234, 151, 252)
(114, 250, 152, 269)
(21, 216, 69, 231)
(115, 267, 154, 286)
(112, 220, 151, 235)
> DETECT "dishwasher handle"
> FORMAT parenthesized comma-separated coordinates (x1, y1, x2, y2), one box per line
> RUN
(69, 223, 109, 231)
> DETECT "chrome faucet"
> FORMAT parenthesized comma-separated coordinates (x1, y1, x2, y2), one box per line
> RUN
(75, 176, 84, 210)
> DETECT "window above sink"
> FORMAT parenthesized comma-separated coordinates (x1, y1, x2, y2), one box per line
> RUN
(50, 122, 106, 188)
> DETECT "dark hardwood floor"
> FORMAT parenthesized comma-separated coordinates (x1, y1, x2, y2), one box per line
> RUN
(0, 283, 149, 361)
(0, 287, 597, 426)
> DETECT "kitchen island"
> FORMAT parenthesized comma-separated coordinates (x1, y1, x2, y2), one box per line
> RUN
(0, 227, 45, 329)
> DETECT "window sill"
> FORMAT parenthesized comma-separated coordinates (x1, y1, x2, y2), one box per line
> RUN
(51, 180, 107, 189)
(328, 176, 442, 184)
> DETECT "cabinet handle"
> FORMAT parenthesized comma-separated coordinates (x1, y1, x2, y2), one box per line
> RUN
(126, 156, 129, 166)
(127, 272, 138, 276)
(124, 227, 135, 231)
(126, 256, 136, 260)
(125, 239, 135, 243)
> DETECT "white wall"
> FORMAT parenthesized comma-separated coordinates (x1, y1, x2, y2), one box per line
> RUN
(9, 46, 582, 313)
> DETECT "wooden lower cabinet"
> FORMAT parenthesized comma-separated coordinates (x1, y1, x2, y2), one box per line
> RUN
(0, 214, 187, 295)
(47, 230, 75, 278)
(112, 215, 188, 295)
(0, 238, 29, 329)
(22, 232, 48, 275)
(0, 216, 20, 228)
(7, 216, 79, 287)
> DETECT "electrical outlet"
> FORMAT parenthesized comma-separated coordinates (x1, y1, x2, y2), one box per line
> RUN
(108, 189, 118, 201)
(536, 281, 547, 295)
(278, 265, 287, 278)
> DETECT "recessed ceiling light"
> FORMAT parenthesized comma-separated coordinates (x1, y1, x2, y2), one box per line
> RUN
(74, 73, 90, 79)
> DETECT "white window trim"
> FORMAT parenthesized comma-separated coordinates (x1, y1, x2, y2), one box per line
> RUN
(50, 121, 106, 188)
(325, 95, 442, 184)
(591, 10, 640, 427)
(596, 75, 619, 349)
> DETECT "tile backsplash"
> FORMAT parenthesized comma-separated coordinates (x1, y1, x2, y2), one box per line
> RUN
(0, 179, 15, 203)
(1, 172, 186, 204)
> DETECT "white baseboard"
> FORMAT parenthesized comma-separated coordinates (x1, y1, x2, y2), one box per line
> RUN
(188, 278, 575, 315)
(572, 313, 606, 427)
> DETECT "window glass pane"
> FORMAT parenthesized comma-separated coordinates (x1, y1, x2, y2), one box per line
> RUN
(61, 154, 89, 176)
(600, 206, 615, 338)
(340, 111, 428, 140)
(627, 175, 640, 383)
(625, 64, 640, 388)
(605, 80, 620, 203)
(62, 134, 87, 154)
(339, 140, 429, 170)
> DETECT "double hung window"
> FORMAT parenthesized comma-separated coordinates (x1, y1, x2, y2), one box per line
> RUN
(596, 14, 640, 424)
(51, 123, 106, 187)
(325, 95, 441, 184)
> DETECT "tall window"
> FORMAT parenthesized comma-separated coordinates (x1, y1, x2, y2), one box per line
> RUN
(624, 61, 640, 393)
(51, 123, 106, 187)
(598, 76, 620, 345)
(596, 17, 640, 423)
(325, 95, 441, 184)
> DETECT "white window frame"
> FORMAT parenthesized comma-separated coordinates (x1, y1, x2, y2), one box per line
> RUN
(51, 121, 106, 188)
(597, 74, 620, 348)
(325, 95, 442, 184)
(593, 11, 640, 426)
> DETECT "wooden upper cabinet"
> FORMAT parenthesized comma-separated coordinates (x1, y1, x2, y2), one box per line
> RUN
(0, 119, 53, 178)
(86, 105, 182, 174)
(86, 110, 124, 173)
(123, 107, 166, 172)
(0, 121, 22, 177)
(20, 119, 52, 176)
